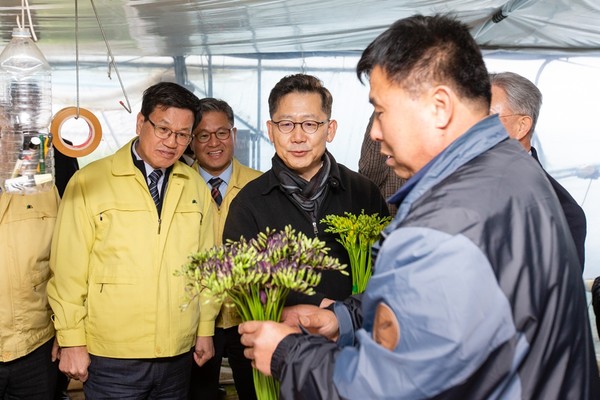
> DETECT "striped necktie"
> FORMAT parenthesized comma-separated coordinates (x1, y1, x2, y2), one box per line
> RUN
(208, 177, 223, 206)
(148, 169, 163, 208)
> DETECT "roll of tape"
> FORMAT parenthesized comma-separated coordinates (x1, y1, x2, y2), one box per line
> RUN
(50, 107, 102, 158)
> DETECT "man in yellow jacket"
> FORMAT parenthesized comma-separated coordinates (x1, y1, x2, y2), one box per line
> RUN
(189, 98, 261, 400)
(0, 188, 60, 398)
(47, 82, 214, 398)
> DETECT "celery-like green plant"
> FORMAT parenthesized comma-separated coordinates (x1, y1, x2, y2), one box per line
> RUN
(179, 225, 346, 400)
(321, 210, 391, 294)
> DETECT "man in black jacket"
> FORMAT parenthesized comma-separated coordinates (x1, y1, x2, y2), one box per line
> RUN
(223, 74, 389, 308)
(490, 71, 587, 268)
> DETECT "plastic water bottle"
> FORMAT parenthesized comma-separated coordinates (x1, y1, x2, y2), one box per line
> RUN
(0, 27, 54, 194)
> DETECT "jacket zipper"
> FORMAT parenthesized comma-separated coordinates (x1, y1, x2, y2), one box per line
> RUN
(309, 208, 319, 235)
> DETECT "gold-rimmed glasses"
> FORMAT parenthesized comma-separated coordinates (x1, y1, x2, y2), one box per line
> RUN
(147, 118, 193, 146)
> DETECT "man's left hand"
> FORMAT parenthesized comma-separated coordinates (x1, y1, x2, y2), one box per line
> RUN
(193, 336, 215, 367)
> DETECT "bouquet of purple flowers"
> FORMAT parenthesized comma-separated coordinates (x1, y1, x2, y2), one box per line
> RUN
(180, 225, 346, 400)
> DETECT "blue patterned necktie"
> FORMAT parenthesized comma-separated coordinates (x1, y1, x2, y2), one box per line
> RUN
(148, 169, 163, 208)
(209, 177, 223, 206)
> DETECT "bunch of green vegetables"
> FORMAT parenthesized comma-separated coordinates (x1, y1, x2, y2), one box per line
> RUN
(180, 225, 346, 400)
(322, 210, 391, 294)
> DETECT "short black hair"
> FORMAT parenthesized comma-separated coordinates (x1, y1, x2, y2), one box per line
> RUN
(140, 82, 201, 130)
(357, 14, 490, 106)
(268, 74, 333, 118)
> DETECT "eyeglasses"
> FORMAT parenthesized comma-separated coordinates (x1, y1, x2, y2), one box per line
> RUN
(146, 118, 193, 146)
(271, 120, 327, 134)
(194, 128, 233, 143)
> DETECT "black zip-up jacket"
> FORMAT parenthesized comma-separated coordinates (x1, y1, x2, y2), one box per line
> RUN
(223, 155, 389, 306)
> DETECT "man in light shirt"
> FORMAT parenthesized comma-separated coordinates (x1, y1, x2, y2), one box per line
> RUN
(189, 98, 261, 400)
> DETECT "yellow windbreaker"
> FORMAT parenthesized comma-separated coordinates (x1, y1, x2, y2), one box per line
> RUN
(47, 139, 214, 358)
(0, 188, 60, 361)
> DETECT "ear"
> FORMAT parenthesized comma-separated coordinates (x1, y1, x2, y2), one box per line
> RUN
(266, 120, 275, 143)
(326, 119, 337, 143)
(135, 112, 145, 136)
(431, 85, 453, 129)
(231, 127, 238, 144)
(514, 115, 533, 141)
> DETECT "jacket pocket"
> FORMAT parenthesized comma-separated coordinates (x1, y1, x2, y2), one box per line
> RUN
(3, 192, 58, 289)
(86, 274, 148, 346)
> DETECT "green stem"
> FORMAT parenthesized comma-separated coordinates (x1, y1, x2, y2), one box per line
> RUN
(349, 245, 361, 294)
(253, 356, 279, 399)
(357, 243, 370, 293)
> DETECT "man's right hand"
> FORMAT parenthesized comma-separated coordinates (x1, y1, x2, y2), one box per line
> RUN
(59, 346, 91, 382)
(281, 304, 339, 341)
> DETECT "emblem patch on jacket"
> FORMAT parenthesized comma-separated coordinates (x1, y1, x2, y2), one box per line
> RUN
(373, 302, 400, 350)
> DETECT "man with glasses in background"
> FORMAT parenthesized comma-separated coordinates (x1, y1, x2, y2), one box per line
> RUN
(188, 98, 261, 400)
(223, 74, 388, 310)
(48, 82, 214, 399)
(489, 72, 587, 269)
(489, 71, 598, 339)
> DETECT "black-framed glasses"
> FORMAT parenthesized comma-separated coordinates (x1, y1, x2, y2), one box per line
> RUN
(146, 118, 193, 146)
(271, 120, 327, 134)
(194, 128, 233, 143)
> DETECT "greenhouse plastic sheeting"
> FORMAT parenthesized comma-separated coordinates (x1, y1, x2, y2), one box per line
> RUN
(1, 0, 600, 58)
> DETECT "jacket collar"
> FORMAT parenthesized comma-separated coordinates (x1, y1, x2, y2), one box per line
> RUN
(230, 158, 248, 189)
(112, 138, 192, 180)
(261, 150, 344, 195)
(390, 115, 509, 224)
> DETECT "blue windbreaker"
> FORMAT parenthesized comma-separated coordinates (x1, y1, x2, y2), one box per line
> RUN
(271, 115, 600, 400)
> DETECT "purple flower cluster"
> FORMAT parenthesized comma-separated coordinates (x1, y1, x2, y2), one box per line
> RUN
(181, 225, 347, 322)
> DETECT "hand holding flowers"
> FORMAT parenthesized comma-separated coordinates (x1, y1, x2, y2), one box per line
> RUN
(180, 225, 346, 399)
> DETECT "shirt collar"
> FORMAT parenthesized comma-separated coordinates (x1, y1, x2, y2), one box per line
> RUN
(198, 161, 233, 185)
(131, 139, 166, 178)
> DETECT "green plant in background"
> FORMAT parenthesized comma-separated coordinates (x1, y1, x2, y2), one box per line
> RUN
(322, 210, 392, 294)
(179, 225, 347, 400)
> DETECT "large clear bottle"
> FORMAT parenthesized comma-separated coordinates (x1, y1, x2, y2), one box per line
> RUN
(0, 27, 54, 194)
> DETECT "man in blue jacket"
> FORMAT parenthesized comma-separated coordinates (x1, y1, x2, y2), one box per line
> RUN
(239, 14, 600, 399)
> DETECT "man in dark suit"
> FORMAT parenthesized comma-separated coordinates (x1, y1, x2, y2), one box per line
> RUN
(489, 72, 587, 268)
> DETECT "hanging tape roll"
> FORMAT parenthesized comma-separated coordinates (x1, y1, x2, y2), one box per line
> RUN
(50, 107, 102, 158)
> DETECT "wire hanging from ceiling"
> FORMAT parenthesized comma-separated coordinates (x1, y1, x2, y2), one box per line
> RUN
(16, 0, 38, 41)
(89, 0, 132, 113)
(75, 0, 80, 117)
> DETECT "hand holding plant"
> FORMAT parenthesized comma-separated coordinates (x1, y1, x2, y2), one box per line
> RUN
(179, 225, 346, 399)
